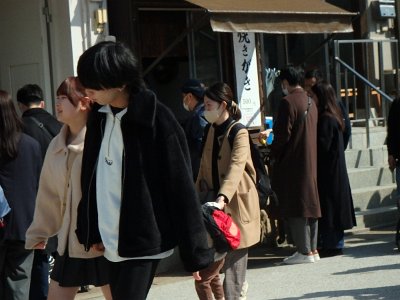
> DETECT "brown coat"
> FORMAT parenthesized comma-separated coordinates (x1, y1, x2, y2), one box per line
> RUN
(196, 123, 260, 249)
(270, 88, 321, 218)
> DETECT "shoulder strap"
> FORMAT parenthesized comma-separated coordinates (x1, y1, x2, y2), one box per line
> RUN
(227, 122, 245, 149)
(293, 96, 312, 129)
(29, 116, 54, 141)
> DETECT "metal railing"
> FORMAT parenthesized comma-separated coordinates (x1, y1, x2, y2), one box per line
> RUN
(334, 39, 398, 148)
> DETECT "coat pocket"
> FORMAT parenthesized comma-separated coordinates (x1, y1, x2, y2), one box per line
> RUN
(236, 190, 258, 224)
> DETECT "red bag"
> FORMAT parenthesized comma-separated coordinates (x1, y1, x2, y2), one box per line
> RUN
(202, 203, 240, 252)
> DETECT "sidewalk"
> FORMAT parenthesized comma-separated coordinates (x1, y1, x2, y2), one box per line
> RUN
(76, 227, 400, 299)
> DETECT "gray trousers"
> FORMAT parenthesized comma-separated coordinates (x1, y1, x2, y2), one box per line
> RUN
(222, 248, 248, 300)
(287, 217, 318, 254)
(0, 240, 34, 300)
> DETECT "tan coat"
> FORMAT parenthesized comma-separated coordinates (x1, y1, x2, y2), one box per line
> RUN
(196, 123, 260, 249)
(26, 125, 100, 258)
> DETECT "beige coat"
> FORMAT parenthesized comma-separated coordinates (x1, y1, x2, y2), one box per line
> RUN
(196, 123, 260, 249)
(26, 125, 100, 258)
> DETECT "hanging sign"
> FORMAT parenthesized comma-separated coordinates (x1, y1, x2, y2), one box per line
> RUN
(233, 32, 261, 127)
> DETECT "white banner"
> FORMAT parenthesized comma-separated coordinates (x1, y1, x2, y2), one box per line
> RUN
(233, 32, 261, 127)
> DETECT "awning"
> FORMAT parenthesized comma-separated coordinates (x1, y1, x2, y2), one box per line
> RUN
(184, 0, 356, 34)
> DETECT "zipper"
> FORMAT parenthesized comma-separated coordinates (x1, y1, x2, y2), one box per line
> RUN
(121, 120, 126, 214)
(84, 118, 104, 251)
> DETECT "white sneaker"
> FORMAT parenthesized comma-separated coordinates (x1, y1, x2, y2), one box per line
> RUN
(239, 280, 248, 300)
(283, 252, 315, 264)
(314, 253, 321, 261)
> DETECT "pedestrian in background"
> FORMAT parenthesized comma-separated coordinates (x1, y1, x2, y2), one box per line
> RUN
(261, 66, 321, 264)
(387, 97, 400, 197)
(304, 69, 351, 149)
(17, 83, 62, 300)
(310, 81, 356, 257)
(76, 41, 213, 300)
(196, 82, 260, 299)
(17, 84, 62, 159)
(25, 77, 112, 300)
(181, 79, 207, 181)
(0, 90, 42, 300)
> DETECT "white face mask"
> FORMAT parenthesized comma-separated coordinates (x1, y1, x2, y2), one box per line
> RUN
(282, 85, 289, 96)
(183, 95, 190, 111)
(204, 105, 221, 124)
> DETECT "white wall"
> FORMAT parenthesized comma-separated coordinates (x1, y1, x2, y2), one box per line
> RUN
(0, 0, 109, 112)
(49, 0, 109, 92)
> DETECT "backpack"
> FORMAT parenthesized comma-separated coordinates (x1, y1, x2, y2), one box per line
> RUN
(227, 123, 275, 210)
(202, 202, 240, 252)
(202, 122, 275, 210)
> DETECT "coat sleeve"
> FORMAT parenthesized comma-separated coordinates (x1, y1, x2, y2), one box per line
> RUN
(270, 98, 295, 160)
(387, 99, 399, 157)
(25, 149, 63, 249)
(317, 116, 334, 154)
(163, 128, 214, 272)
(218, 129, 250, 201)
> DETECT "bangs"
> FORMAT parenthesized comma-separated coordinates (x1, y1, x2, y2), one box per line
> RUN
(56, 77, 86, 106)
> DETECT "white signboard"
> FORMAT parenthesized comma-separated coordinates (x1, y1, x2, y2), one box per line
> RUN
(233, 32, 261, 127)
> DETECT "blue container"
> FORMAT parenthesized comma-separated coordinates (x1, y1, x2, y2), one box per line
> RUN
(264, 117, 274, 145)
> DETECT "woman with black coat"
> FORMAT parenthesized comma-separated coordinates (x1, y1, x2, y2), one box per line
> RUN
(0, 90, 42, 300)
(310, 81, 356, 257)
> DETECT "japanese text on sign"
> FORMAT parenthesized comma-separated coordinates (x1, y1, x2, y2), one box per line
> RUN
(233, 33, 261, 127)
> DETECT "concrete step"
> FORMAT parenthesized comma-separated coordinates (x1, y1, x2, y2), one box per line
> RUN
(351, 184, 397, 211)
(353, 205, 398, 230)
(347, 166, 395, 189)
(347, 126, 387, 149)
(345, 146, 388, 168)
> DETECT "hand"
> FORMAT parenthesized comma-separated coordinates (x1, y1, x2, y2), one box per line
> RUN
(258, 129, 273, 144)
(91, 242, 105, 252)
(192, 271, 201, 281)
(216, 196, 226, 210)
(388, 155, 396, 172)
(33, 241, 46, 250)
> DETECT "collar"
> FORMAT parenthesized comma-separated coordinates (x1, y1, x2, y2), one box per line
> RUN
(93, 89, 157, 128)
(22, 108, 48, 117)
(99, 105, 127, 121)
(213, 117, 234, 137)
(52, 125, 86, 154)
(289, 87, 304, 94)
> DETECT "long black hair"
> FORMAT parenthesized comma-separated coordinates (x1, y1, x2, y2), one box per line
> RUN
(77, 41, 145, 96)
(311, 81, 344, 131)
(0, 90, 23, 160)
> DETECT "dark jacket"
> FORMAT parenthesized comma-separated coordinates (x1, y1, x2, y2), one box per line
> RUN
(183, 102, 207, 181)
(0, 134, 42, 240)
(21, 108, 62, 159)
(317, 114, 356, 231)
(387, 98, 400, 160)
(76, 89, 213, 272)
(337, 100, 351, 150)
(270, 88, 321, 218)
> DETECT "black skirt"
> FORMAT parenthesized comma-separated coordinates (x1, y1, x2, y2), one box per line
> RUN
(50, 251, 109, 287)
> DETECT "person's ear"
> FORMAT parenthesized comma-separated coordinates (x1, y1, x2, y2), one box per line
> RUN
(221, 101, 228, 110)
(79, 97, 92, 111)
(39, 101, 45, 108)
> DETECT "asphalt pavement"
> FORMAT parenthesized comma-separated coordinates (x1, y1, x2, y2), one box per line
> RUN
(76, 227, 400, 300)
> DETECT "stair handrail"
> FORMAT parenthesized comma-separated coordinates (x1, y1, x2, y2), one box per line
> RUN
(334, 56, 394, 103)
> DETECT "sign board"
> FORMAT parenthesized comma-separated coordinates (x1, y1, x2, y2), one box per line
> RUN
(233, 32, 262, 127)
